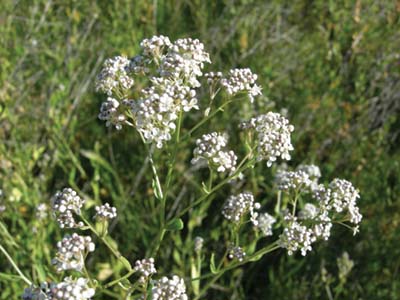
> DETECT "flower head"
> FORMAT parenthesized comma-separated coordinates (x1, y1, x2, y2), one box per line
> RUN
(51, 188, 85, 229)
(191, 132, 237, 173)
(151, 275, 188, 300)
(52, 233, 95, 272)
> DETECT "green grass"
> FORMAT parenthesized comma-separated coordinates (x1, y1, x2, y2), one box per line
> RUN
(1, 0, 400, 299)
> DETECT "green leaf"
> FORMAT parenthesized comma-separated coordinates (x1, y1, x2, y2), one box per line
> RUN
(152, 179, 162, 200)
(210, 253, 219, 274)
(166, 218, 184, 231)
(119, 257, 132, 271)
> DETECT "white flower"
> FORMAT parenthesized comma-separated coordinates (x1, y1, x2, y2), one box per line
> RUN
(191, 132, 237, 173)
(140, 35, 172, 58)
(279, 218, 316, 256)
(50, 277, 95, 300)
(222, 192, 260, 225)
(52, 233, 95, 272)
(134, 258, 156, 283)
(95, 56, 133, 95)
(256, 213, 276, 236)
(244, 112, 294, 167)
(51, 188, 85, 229)
(95, 203, 117, 220)
(296, 164, 321, 181)
(329, 179, 362, 224)
(98, 97, 126, 130)
(126, 78, 198, 148)
(221, 68, 261, 102)
(298, 203, 319, 220)
(275, 170, 312, 192)
(151, 275, 188, 300)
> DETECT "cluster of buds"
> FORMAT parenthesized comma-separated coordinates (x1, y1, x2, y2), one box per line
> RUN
(51, 188, 85, 228)
(51, 233, 95, 272)
(191, 132, 237, 173)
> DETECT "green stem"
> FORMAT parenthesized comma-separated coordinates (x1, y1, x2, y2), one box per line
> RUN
(193, 242, 280, 299)
(175, 157, 255, 220)
(0, 244, 32, 285)
(183, 100, 232, 140)
(81, 216, 132, 271)
(104, 269, 137, 288)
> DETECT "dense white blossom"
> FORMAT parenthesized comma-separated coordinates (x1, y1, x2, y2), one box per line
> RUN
(243, 112, 294, 166)
(51, 188, 85, 228)
(97, 36, 210, 147)
(98, 97, 126, 130)
(279, 218, 316, 256)
(151, 276, 188, 300)
(95, 203, 117, 220)
(52, 233, 95, 272)
(49, 277, 95, 300)
(329, 179, 362, 224)
(275, 170, 312, 192)
(134, 258, 156, 283)
(296, 164, 321, 181)
(298, 203, 319, 220)
(125, 77, 199, 148)
(95, 56, 133, 95)
(221, 68, 262, 102)
(191, 132, 237, 173)
(23, 278, 95, 300)
(256, 212, 276, 236)
(222, 192, 260, 225)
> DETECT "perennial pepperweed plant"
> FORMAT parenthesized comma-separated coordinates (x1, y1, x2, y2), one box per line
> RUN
(8, 36, 362, 300)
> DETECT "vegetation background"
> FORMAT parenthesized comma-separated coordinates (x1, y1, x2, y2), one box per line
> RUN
(1, 0, 399, 299)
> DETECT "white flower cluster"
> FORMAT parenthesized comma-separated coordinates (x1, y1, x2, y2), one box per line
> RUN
(126, 77, 198, 148)
(96, 36, 210, 147)
(275, 170, 312, 192)
(298, 203, 319, 220)
(278, 169, 362, 256)
(51, 188, 85, 228)
(228, 245, 246, 262)
(95, 203, 117, 220)
(95, 56, 133, 95)
(243, 112, 294, 167)
(329, 179, 362, 224)
(220, 68, 262, 102)
(22, 278, 95, 300)
(222, 192, 260, 225)
(191, 132, 237, 173)
(296, 164, 321, 181)
(151, 275, 188, 300)
(50, 277, 95, 300)
(98, 97, 126, 130)
(134, 258, 156, 283)
(140, 35, 172, 58)
(52, 233, 95, 272)
(279, 217, 317, 256)
(256, 212, 276, 236)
